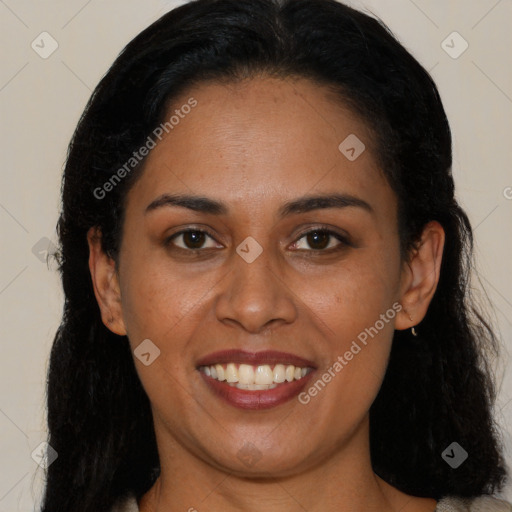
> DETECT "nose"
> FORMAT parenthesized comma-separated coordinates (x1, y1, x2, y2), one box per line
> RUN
(214, 244, 298, 334)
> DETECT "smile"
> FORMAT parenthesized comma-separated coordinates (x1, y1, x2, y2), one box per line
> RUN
(199, 363, 312, 390)
(196, 350, 317, 409)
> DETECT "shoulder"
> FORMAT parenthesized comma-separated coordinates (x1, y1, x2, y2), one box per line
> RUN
(108, 493, 512, 512)
(110, 493, 140, 512)
(437, 495, 512, 512)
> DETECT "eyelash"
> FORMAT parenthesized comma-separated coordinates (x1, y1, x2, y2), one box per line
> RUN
(165, 226, 352, 254)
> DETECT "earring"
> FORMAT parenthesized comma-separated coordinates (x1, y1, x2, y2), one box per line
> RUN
(406, 310, 418, 337)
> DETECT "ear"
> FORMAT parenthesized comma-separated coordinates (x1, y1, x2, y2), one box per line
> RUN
(395, 221, 445, 331)
(87, 227, 127, 336)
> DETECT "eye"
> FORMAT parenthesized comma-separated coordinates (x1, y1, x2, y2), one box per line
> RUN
(292, 228, 350, 252)
(166, 228, 221, 250)
(165, 226, 351, 253)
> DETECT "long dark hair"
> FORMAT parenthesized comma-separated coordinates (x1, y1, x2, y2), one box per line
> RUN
(42, 0, 508, 510)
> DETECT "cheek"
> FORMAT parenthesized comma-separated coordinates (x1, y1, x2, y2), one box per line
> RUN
(118, 251, 221, 351)
(119, 269, 166, 342)
(117, 258, 207, 412)
(307, 248, 400, 333)
(298, 251, 399, 409)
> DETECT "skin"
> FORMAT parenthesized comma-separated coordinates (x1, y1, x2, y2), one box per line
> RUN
(88, 76, 444, 512)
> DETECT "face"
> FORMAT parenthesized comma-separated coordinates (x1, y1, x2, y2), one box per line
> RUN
(89, 76, 442, 478)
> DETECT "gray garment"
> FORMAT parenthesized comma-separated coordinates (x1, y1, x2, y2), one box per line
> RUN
(112, 493, 512, 511)
(436, 497, 511, 511)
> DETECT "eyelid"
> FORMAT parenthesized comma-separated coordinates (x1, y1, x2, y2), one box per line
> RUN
(291, 225, 352, 250)
(165, 226, 223, 249)
(165, 224, 352, 252)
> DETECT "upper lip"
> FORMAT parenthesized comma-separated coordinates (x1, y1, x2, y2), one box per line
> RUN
(196, 349, 316, 368)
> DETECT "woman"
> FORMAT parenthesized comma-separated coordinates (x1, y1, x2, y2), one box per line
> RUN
(42, 0, 511, 511)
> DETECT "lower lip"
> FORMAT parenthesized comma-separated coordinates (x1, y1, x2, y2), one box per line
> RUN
(198, 370, 315, 410)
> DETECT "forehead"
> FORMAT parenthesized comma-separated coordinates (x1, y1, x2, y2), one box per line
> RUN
(126, 76, 395, 219)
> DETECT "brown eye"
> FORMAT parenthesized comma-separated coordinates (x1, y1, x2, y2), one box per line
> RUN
(305, 230, 330, 250)
(182, 230, 206, 249)
(293, 228, 350, 251)
(167, 229, 220, 250)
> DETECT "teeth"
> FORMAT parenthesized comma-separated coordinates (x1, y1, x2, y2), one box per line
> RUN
(230, 382, 278, 390)
(225, 363, 238, 382)
(215, 364, 225, 381)
(238, 364, 255, 384)
(200, 363, 311, 386)
(254, 364, 273, 385)
(273, 364, 286, 383)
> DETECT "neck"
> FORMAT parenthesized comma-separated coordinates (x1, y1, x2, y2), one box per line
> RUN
(138, 416, 436, 512)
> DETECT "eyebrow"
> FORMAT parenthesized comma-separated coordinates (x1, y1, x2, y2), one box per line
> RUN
(145, 192, 373, 218)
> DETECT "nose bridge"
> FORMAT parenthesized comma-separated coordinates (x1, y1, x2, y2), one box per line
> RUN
(214, 236, 296, 332)
(233, 237, 275, 298)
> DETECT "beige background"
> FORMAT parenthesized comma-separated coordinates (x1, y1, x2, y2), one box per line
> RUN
(1, 0, 511, 509)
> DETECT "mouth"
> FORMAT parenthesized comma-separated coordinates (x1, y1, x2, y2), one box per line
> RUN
(196, 350, 316, 410)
